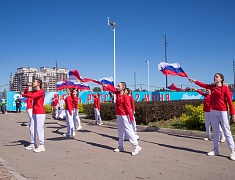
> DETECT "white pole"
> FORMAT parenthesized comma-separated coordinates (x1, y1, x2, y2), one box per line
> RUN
(113, 27, 116, 87)
(148, 62, 150, 91)
(145, 60, 150, 91)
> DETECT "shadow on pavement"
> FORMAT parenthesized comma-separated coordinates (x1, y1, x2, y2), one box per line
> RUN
(167, 133, 203, 140)
(92, 132, 119, 141)
(4, 140, 30, 147)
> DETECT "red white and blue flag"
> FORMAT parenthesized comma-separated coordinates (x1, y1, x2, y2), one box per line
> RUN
(158, 62, 188, 77)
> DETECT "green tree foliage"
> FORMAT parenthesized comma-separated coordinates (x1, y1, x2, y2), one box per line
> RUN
(92, 87, 101, 92)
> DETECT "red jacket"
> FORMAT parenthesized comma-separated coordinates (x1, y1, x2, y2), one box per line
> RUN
(94, 97, 100, 111)
(51, 99, 58, 106)
(196, 90, 210, 112)
(129, 95, 135, 112)
(22, 89, 45, 114)
(24, 86, 33, 110)
(104, 85, 134, 121)
(65, 95, 73, 115)
(195, 81, 235, 115)
(72, 96, 78, 109)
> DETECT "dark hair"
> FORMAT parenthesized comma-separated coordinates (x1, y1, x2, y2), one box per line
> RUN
(215, 73, 224, 85)
(35, 79, 43, 89)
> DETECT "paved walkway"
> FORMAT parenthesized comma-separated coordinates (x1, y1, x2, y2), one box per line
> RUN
(1, 112, 235, 180)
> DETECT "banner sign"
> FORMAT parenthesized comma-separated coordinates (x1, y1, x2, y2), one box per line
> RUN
(4, 91, 208, 111)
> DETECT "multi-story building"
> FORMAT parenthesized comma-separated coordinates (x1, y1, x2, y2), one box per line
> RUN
(9, 67, 68, 92)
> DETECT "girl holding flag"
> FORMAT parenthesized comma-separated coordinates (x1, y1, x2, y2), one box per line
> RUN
(189, 73, 235, 161)
(21, 79, 46, 153)
(103, 82, 141, 156)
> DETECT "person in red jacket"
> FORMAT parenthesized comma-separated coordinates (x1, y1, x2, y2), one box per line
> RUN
(72, 89, 82, 130)
(103, 82, 141, 156)
(124, 88, 139, 140)
(21, 79, 46, 153)
(93, 93, 103, 125)
(189, 73, 235, 160)
(24, 83, 33, 127)
(51, 97, 58, 119)
(63, 88, 75, 138)
(195, 88, 225, 142)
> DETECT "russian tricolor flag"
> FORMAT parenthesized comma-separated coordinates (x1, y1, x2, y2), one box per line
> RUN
(158, 62, 188, 77)
(99, 77, 114, 86)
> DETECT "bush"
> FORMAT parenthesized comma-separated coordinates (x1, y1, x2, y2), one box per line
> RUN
(78, 104, 84, 113)
(44, 105, 52, 114)
(134, 100, 203, 125)
(180, 104, 205, 130)
(83, 102, 116, 120)
(83, 100, 203, 124)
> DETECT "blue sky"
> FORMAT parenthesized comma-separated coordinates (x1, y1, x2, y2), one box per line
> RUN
(0, 0, 235, 91)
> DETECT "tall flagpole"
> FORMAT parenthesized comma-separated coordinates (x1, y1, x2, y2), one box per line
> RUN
(163, 34, 168, 90)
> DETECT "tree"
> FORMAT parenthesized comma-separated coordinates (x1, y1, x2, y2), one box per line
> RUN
(92, 87, 101, 92)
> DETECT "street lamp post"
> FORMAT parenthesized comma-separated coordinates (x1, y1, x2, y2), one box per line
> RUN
(107, 17, 116, 87)
(145, 60, 150, 91)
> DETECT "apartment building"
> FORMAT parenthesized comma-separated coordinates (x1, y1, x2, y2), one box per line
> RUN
(9, 67, 68, 92)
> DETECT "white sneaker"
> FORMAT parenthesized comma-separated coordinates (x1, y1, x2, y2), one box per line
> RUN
(98, 122, 103, 126)
(207, 149, 219, 156)
(230, 151, 235, 161)
(25, 144, 36, 150)
(76, 126, 82, 130)
(70, 131, 76, 138)
(132, 146, 142, 156)
(63, 132, 69, 137)
(220, 135, 226, 143)
(33, 145, 45, 153)
(136, 134, 140, 140)
(114, 146, 124, 152)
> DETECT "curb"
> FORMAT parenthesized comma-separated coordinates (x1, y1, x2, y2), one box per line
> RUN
(0, 156, 27, 180)
(81, 117, 235, 139)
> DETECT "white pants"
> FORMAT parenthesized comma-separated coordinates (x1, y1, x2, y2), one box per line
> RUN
(125, 112, 137, 139)
(65, 110, 74, 134)
(116, 115, 138, 147)
(30, 114, 46, 145)
(210, 110, 234, 151)
(73, 108, 82, 128)
(94, 108, 102, 124)
(204, 112, 224, 138)
(27, 109, 33, 124)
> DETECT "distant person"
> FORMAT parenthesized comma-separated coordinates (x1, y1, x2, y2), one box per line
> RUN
(21, 79, 46, 153)
(103, 82, 141, 156)
(15, 96, 22, 113)
(1, 96, 7, 114)
(194, 88, 225, 142)
(93, 93, 103, 125)
(51, 97, 58, 119)
(72, 89, 82, 130)
(189, 73, 235, 161)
